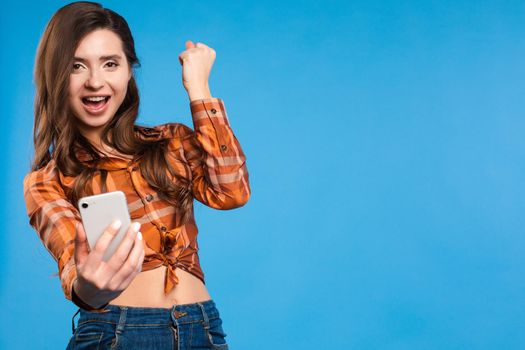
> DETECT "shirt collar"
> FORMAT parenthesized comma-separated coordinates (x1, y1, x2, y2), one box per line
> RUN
(73, 126, 160, 170)
(73, 146, 134, 170)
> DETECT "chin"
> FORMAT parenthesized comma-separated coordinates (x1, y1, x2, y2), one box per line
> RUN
(73, 113, 113, 132)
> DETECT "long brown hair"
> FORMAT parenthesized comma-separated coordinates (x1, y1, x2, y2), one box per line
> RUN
(32, 1, 193, 225)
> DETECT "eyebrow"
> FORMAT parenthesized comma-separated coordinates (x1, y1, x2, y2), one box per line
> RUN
(73, 54, 123, 62)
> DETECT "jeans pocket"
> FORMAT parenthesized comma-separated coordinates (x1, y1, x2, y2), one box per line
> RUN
(204, 317, 229, 350)
(73, 322, 116, 350)
(74, 331, 103, 350)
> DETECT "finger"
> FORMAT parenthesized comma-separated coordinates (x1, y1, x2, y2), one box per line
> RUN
(111, 231, 145, 290)
(74, 222, 90, 265)
(185, 40, 195, 50)
(119, 246, 145, 289)
(106, 222, 141, 271)
(179, 51, 189, 65)
(124, 231, 144, 274)
(89, 220, 123, 264)
(195, 42, 206, 48)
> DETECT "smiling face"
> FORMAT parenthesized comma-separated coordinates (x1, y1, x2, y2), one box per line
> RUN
(68, 28, 132, 144)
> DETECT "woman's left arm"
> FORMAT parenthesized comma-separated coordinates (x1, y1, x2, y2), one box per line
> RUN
(176, 41, 251, 209)
(179, 98, 251, 209)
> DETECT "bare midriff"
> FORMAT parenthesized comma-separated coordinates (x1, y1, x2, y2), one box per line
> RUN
(109, 266, 211, 308)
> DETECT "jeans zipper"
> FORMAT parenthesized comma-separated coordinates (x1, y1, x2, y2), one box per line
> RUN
(171, 325, 179, 349)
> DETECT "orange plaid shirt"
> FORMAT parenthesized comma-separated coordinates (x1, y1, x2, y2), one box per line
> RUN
(23, 98, 250, 301)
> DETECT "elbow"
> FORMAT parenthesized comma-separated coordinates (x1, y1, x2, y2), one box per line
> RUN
(219, 187, 251, 210)
(224, 164, 251, 209)
(195, 176, 251, 209)
(232, 190, 251, 208)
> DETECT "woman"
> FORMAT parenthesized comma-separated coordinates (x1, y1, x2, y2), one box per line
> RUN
(23, 2, 250, 349)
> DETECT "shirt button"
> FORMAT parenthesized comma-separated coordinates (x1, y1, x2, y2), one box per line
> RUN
(220, 145, 228, 152)
(210, 108, 217, 114)
(145, 194, 154, 202)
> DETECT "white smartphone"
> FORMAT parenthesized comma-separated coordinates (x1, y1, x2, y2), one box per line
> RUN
(78, 191, 132, 262)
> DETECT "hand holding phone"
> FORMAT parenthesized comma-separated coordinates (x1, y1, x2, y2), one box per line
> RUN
(73, 191, 145, 308)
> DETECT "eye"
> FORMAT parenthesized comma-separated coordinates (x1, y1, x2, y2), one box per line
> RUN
(72, 63, 83, 70)
(106, 62, 119, 68)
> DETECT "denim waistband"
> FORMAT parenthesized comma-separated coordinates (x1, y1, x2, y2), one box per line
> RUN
(72, 299, 219, 333)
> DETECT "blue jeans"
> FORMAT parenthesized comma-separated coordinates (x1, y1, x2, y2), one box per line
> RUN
(66, 299, 229, 349)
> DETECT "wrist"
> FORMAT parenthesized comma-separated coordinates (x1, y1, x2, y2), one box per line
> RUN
(72, 278, 108, 311)
(187, 84, 212, 102)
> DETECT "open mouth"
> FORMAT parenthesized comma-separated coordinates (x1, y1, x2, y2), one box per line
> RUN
(82, 96, 110, 108)
(81, 96, 111, 114)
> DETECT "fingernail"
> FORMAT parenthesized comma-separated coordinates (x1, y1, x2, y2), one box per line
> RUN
(137, 232, 143, 240)
(132, 222, 141, 232)
(112, 220, 122, 229)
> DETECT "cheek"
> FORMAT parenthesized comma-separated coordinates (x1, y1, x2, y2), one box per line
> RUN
(114, 76, 130, 95)
(68, 78, 82, 100)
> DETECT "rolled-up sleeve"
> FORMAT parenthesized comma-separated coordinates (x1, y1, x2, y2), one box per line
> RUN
(23, 162, 80, 301)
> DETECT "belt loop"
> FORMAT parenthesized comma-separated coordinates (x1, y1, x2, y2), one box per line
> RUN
(116, 307, 128, 334)
(71, 308, 81, 334)
(197, 302, 210, 330)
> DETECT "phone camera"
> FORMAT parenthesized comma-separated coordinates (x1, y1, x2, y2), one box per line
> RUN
(81, 203, 88, 209)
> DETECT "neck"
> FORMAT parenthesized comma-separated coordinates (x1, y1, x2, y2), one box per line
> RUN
(80, 127, 113, 153)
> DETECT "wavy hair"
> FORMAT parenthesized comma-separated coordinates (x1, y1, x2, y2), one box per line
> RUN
(31, 1, 193, 225)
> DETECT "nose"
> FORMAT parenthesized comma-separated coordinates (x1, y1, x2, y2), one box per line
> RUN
(84, 69, 105, 89)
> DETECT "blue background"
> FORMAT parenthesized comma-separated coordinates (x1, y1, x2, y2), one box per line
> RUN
(1, 0, 524, 349)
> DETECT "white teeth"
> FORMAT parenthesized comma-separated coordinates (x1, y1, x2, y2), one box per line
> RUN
(85, 96, 107, 102)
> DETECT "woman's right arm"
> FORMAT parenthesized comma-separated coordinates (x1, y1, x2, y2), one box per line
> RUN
(23, 164, 145, 307)
(23, 166, 81, 302)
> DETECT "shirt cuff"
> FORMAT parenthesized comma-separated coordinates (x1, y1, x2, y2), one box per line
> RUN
(190, 97, 230, 125)
(189, 97, 237, 155)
